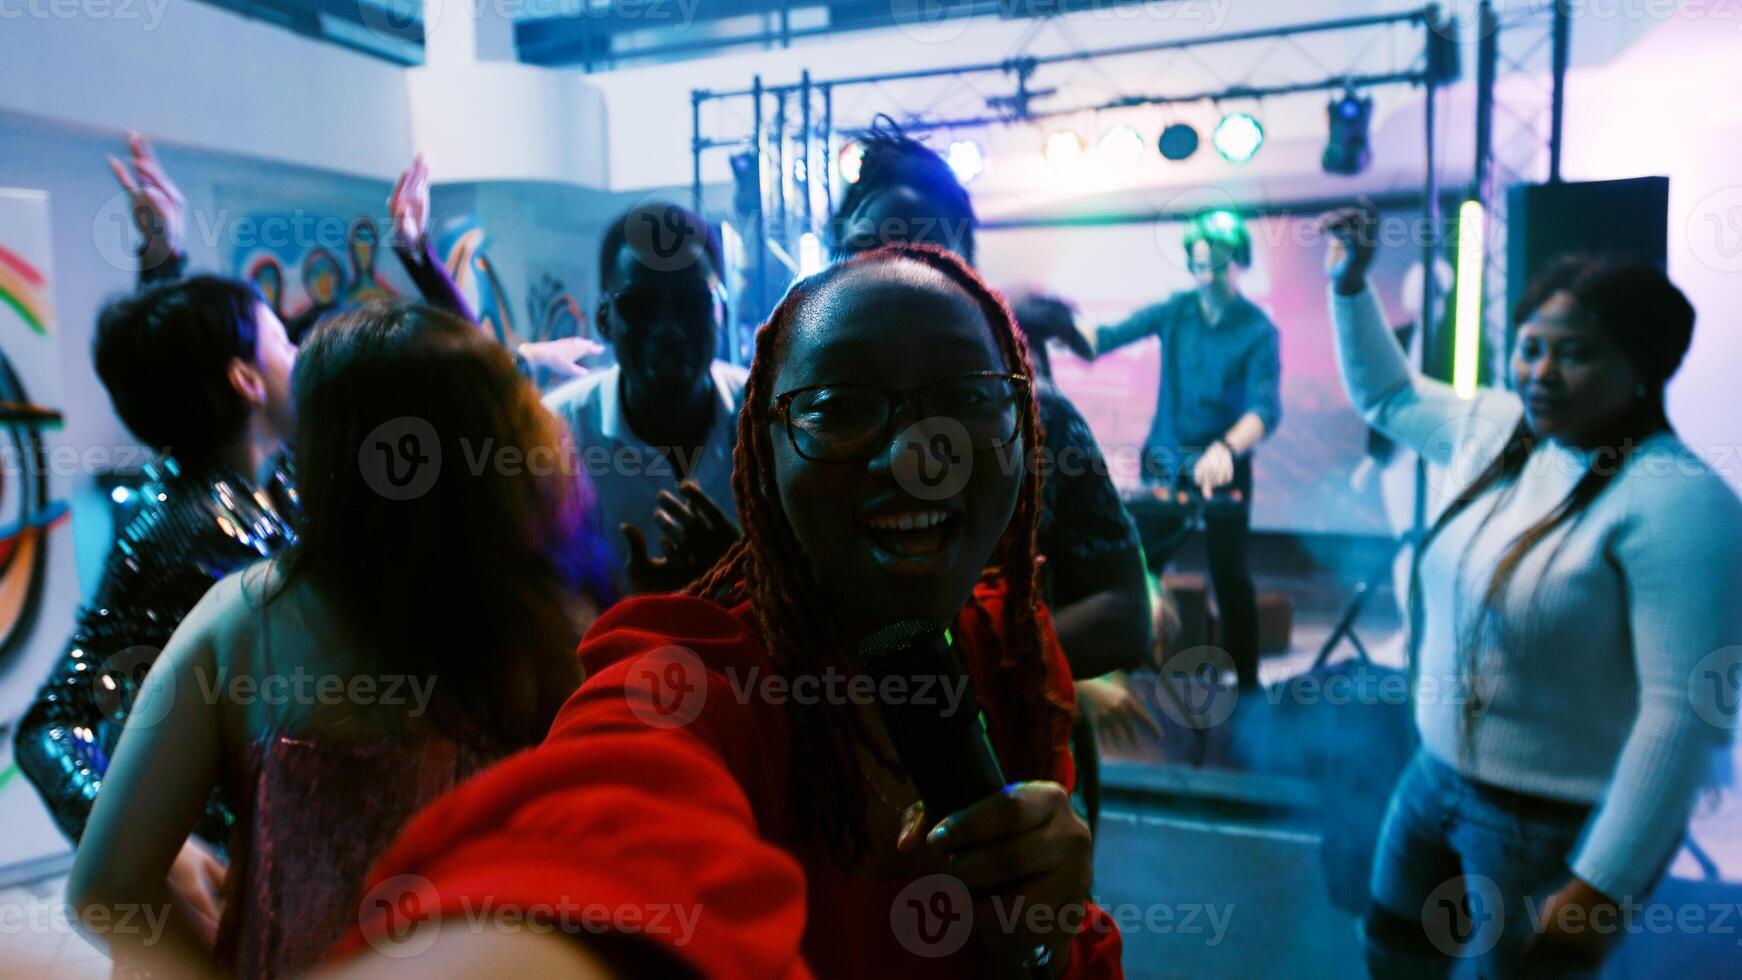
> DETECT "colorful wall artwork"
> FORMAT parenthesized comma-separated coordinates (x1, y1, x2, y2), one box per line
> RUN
(0, 189, 85, 871)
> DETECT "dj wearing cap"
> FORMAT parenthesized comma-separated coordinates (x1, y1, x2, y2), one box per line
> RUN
(1087, 211, 1282, 690)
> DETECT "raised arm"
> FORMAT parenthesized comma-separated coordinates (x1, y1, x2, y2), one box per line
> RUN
(387, 154, 475, 322)
(1091, 297, 1174, 358)
(108, 133, 187, 288)
(1321, 206, 1519, 469)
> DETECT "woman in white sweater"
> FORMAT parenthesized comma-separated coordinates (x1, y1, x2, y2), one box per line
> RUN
(1322, 206, 1742, 978)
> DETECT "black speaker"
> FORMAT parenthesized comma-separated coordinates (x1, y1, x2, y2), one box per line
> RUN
(1505, 176, 1669, 336)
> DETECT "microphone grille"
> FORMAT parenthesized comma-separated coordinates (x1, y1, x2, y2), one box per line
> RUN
(855, 619, 946, 666)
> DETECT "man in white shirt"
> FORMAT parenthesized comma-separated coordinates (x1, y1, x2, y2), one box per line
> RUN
(545, 203, 746, 599)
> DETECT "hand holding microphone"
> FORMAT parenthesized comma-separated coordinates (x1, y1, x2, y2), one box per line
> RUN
(859, 622, 1091, 977)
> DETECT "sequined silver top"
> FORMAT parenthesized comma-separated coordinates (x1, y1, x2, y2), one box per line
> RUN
(13, 455, 298, 846)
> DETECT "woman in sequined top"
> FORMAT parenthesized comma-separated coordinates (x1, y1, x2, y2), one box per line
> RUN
(68, 302, 589, 979)
(11, 135, 300, 944)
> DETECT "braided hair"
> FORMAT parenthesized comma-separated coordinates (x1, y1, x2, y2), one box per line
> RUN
(689, 243, 1071, 867)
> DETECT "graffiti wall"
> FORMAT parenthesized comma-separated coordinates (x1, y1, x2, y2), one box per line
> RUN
(0, 189, 85, 870)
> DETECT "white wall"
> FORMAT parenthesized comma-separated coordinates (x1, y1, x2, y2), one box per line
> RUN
(0, 0, 414, 179)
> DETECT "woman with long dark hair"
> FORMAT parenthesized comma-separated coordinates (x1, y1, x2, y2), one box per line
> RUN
(68, 303, 591, 978)
(328, 245, 1123, 978)
(1323, 207, 1742, 976)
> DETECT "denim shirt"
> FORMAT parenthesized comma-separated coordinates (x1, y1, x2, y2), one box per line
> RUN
(1096, 290, 1281, 480)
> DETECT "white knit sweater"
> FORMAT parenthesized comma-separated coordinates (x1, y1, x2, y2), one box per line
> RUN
(1331, 285, 1742, 899)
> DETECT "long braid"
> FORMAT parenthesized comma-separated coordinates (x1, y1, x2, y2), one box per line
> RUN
(688, 243, 1070, 867)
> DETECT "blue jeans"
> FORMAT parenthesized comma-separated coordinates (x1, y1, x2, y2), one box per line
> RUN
(1362, 750, 1607, 979)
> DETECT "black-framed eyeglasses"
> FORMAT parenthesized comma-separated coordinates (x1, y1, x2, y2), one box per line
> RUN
(772, 371, 1030, 462)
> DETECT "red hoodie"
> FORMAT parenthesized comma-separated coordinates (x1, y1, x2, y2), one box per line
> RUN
(338, 578, 1124, 978)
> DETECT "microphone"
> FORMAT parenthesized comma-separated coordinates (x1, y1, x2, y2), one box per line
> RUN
(857, 621, 1056, 978)
(854, 620, 1005, 822)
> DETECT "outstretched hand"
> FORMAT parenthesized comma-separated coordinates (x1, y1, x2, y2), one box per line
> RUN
(1318, 200, 1380, 294)
(519, 335, 607, 379)
(622, 481, 739, 594)
(108, 133, 186, 264)
(388, 153, 432, 249)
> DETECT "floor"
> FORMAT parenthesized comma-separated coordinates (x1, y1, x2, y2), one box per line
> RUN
(0, 874, 108, 978)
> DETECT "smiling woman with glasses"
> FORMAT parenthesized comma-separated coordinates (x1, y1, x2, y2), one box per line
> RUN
(330, 244, 1124, 980)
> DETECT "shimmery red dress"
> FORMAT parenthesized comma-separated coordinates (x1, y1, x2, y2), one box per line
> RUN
(213, 734, 496, 979)
(336, 579, 1125, 978)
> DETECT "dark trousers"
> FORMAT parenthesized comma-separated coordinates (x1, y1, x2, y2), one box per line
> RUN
(1139, 456, 1260, 688)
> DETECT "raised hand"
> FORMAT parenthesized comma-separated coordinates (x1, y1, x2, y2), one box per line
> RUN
(1318, 201, 1380, 294)
(387, 153, 431, 248)
(621, 481, 739, 594)
(108, 133, 187, 264)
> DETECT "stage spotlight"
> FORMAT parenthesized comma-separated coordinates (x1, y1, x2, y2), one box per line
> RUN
(1211, 113, 1263, 163)
(1322, 90, 1374, 175)
(838, 140, 865, 184)
(1097, 124, 1144, 167)
(946, 139, 985, 183)
(1044, 130, 1085, 170)
(1158, 122, 1199, 161)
